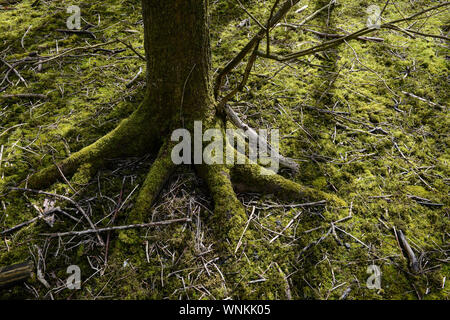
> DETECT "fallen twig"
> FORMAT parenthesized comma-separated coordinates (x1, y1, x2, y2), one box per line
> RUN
(41, 217, 191, 237)
(0, 58, 28, 87)
(407, 194, 444, 207)
(235, 206, 255, 254)
(1, 93, 47, 99)
(214, 0, 302, 97)
(304, 28, 384, 42)
(225, 104, 299, 172)
(402, 91, 445, 110)
(0, 207, 70, 236)
(126, 66, 143, 88)
(117, 39, 146, 61)
(395, 228, 420, 274)
(9, 187, 104, 246)
(35, 38, 123, 66)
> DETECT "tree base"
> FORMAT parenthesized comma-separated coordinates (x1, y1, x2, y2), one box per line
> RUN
(22, 95, 347, 298)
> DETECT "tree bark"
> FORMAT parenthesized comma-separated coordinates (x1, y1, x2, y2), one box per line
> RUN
(141, 0, 215, 134)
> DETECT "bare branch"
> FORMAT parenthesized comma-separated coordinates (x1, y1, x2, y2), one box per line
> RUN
(236, 0, 266, 31)
(259, 2, 450, 63)
(224, 104, 299, 172)
(214, 0, 302, 97)
(42, 218, 191, 237)
(216, 40, 260, 112)
(266, 0, 281, 55)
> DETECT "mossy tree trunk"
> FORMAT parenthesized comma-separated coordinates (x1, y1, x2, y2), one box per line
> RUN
(142, 0, 214, 133)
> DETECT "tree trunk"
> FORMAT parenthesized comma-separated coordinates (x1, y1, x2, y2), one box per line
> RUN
(141, 0, 215, 134)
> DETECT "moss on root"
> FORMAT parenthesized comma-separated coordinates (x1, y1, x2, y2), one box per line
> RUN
(130, 143, 176, 224)
(197, 164, 247, 248)
(231, 163, 347, 209)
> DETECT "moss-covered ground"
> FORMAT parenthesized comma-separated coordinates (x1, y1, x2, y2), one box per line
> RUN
(0, 0, 448, 299)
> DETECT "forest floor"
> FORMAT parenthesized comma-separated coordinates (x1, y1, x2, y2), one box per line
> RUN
(0, 0, 448, 299)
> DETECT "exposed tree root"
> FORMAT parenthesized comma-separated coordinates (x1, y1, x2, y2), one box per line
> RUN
(25, 98, 160, 190)
(129, 142, 177, 224)
(196, 163, 248, 249)
(16, 118, 348, 300)
(230, 162, 347, 208)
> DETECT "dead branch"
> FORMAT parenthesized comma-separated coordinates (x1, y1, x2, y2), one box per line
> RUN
(126, 66, 143, 88)
(236, 0, 266, 31)
(216, 40, 260, 112)
(395, 228, 420, 273)
(214, 0, 302, 97)
(224, 104, 299, 172)
(42, 217, 191, 237)
(1, 93, 47, 99)
(117, 39, 146, 61)
(0, 207, 70, 236)
(0, 58, 28, 87)
(266, 0, 281, 55)
(281, 0, 336, 29)
(35, 38, 124, 66)
(402, 91, 445, 110)
(56, 29, 96, 39)
(261, 3, 450, 63)
(304, 28, 384, 42)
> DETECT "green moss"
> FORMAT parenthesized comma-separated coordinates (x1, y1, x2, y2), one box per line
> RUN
(0, 0, 448, 300)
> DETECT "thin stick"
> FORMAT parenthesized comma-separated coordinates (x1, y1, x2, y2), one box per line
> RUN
(21, 25, 32, 50)
(1, 93, 47, 99)
(214, 0, 302, 97)
(334, 225, 370, 249)
(402, 91, 444, 110)
(0, 145, 3, 178)
(117, 39, 146, 61)
(56, 29, 96, 39)
(304, 28, 384, 42)
(396, 229, 420, 273)
(235, 206, 255, 254)
(236, 0, 266, 31)
(42, 218, 191, 237)
(126, 66, 143, 88)
(266, 3, 450, 63)
(216, 41, 260, 112)
(54, 162, 77, 194)
(0, 207, 69, 236)
(269, 210, 302, 243)
(35, 39, 122, 65)
(296, 0, 336, 27)
(266, 0, 281, 55)
(0, 58, 28, 87)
